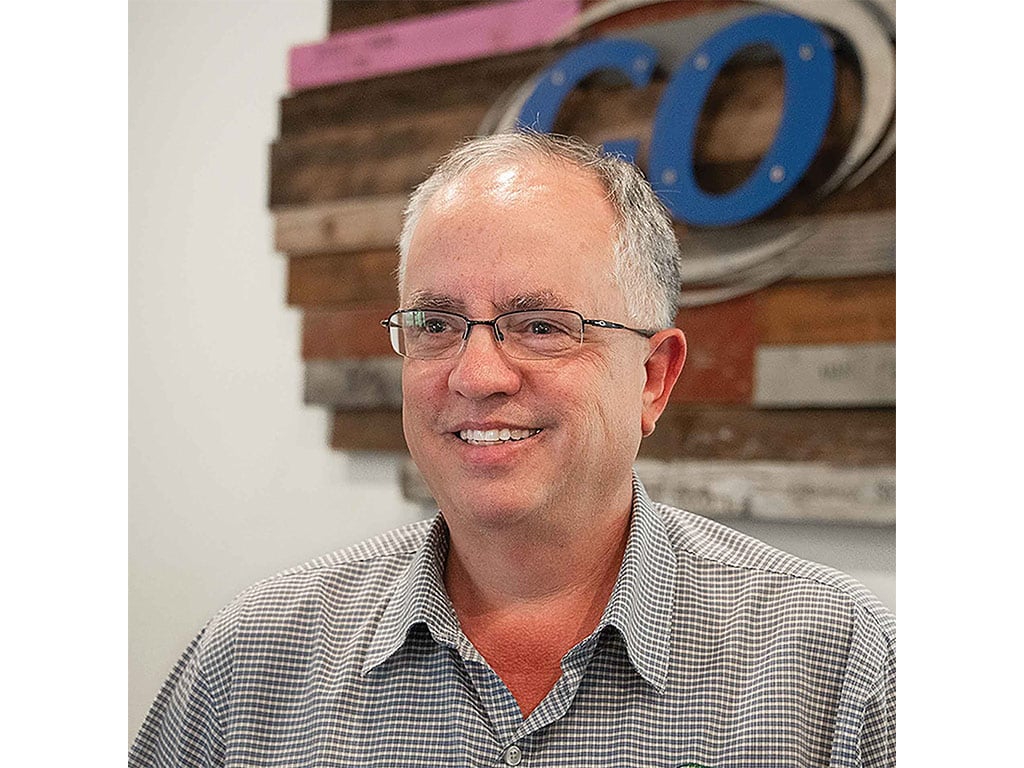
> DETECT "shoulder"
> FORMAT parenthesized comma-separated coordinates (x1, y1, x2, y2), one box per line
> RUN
(654, 502, 895, 643)
(234, 518, 433, 615)
(194, 518, 436, 657)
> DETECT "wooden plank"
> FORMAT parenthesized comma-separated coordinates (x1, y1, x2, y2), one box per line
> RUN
(286, 250, 398, 307)
(305, 358, 404, 409)
(772, 210, 895, 280)
(330, 1, 483, 34)
(671, 293, 755, 404)
(638, 405, 894, 465)
(633, 459, 895, 524)
(275, 196, 406, 256)
(270, 103, 492, 207)
(332, 409, 407, 452)
(399, 455, 895, 524)
(753, 343, 896, 408)
(756, 276, 895, 345)
(303, 303, 396, 360)
(329, 403, 894, 464)
(292, 0, 580, 91)
(675, 210, 895, 294)
(579, 0, 741, 37)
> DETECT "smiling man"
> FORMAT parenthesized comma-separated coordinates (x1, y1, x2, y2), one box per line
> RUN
(131, 133, 895, 767)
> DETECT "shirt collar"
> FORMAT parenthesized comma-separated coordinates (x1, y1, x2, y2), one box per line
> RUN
(362, 515, 465, 674)
(595, 472, 676, 691)
(363, 472, 676, 692)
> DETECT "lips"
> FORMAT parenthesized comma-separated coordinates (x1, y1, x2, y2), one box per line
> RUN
(456, 427, 541, 445)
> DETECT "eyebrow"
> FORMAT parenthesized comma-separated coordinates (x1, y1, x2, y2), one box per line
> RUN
(403, 291, 465, 312)
(499, 291, 572, 312)
(403, 290, 575, 315)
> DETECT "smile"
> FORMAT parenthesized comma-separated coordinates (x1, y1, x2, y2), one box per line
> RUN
(457, 428, 541, 445)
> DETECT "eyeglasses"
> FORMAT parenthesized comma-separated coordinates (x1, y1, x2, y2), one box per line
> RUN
(381, 308, 657, 361)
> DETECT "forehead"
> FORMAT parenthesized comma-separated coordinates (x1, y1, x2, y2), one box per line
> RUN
(403, 157, 623, 313)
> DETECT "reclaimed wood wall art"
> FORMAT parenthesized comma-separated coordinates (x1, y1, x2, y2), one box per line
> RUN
(269, 0, 896, 525)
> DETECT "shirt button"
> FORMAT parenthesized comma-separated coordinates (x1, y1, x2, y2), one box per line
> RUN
(503, 745, 523, 766)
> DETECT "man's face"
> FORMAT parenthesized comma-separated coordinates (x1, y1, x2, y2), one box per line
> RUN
(400, 159, 660, 535)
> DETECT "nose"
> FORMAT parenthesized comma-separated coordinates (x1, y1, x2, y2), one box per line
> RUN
(448, 322, 522, 400)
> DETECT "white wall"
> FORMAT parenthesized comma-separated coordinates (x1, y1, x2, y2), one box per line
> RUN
(128, 0, 894, 743)
(128, 0, 427, 740)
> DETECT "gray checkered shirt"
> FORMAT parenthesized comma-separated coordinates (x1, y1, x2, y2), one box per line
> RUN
(131, 475, 895, 767)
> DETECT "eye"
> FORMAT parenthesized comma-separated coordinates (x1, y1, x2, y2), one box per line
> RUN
(423, 317, 450, 334)
(527, 320, 554, 335)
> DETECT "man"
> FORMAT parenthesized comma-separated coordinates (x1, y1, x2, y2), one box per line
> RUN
(131, 132, 895, 767)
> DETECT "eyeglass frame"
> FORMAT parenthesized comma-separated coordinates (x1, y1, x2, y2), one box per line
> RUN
(380, 307, 659, 361)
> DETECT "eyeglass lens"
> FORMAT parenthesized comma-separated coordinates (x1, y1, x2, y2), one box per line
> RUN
(388, 309, 584, 360)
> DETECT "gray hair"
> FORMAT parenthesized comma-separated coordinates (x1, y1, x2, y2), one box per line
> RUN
(397, 132, 681, 329)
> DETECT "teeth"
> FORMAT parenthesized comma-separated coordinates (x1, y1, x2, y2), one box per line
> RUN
(458, 428, 539, 444)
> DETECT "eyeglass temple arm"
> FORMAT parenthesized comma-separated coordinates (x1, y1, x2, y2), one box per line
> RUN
(583, 319, 658, 338)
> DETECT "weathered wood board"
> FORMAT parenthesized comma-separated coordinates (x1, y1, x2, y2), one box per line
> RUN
(400, 456, 895, 525)
(287, 250, 399, 307)
(754, 343, 896, 408)
(331, 404, 896, 466)
(330, 1, 483, 34)
(275, 196, 406, 256)
(305, 358, 404, 410)
(302, 303, 398, 359)
(671, 293, 756, 403)
(756, 275, 895, 345)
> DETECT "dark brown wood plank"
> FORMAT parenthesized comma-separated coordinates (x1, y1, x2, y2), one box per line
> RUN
(332, 409, 407, 452)
(640, 405, 895, 465)
(270, 103, 492, 206)
(579, 0, 741, 36)
(329, 1, 484, 34)
(330, 403, 894, 465)
(286, 251, 399, 307)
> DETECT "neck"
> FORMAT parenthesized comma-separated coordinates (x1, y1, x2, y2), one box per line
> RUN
(441, 485, 633, 616)
(441, 495, 632, 719)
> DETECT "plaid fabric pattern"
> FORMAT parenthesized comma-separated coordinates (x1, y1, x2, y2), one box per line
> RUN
(131, 475, 895, 767)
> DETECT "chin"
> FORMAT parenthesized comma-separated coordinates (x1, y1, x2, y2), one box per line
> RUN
(428, 470, 548, 526)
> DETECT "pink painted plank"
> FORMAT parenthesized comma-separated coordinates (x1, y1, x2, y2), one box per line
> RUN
(288, 0, 580, 91)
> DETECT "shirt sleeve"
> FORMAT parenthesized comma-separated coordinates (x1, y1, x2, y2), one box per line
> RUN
(859, 613, 896, 768)
(830, 601, 896, 768)
(129, 613, 235, 768)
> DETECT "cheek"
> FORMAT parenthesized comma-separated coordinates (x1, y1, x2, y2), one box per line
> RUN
(554, 359, 644, 432)
(401, 365, 448, 431)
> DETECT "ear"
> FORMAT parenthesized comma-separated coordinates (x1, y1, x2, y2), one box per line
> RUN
(641, 328, 686, 437)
